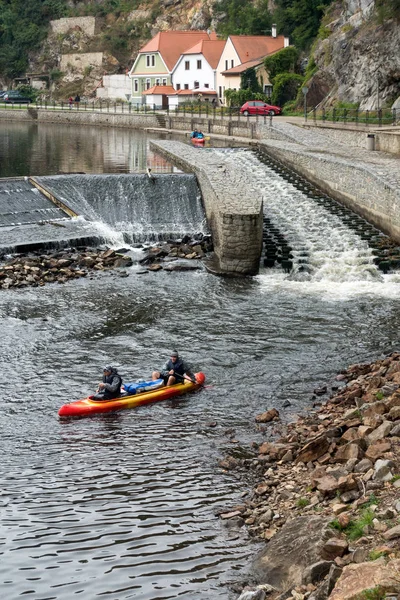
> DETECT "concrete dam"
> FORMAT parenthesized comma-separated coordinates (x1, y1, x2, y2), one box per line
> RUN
(0, 173, 208, 256)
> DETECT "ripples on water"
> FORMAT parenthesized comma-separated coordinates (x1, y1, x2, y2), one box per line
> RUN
(2, 125, 400, 599)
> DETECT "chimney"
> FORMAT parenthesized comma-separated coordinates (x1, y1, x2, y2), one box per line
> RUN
(284, 36, 290, 47)
(272, 23, 277, 38)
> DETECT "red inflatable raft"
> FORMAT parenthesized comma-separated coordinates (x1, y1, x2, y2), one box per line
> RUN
(58, 372, 206, 418)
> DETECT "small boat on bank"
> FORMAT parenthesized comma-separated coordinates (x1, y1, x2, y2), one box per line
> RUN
(58, 372, 206, 418)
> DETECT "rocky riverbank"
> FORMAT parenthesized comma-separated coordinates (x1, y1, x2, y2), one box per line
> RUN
(0, 235, 213, 289)
(220, 354, 400, 600)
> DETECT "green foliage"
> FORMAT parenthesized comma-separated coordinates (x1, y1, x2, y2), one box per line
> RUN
(271, 72, 303, 106)
(50, 68, 63, 82)
(368, 549, 386, 561)
(272, 0, 334, 50)
(346, 509, 375, 541)
(356, 586, 385, 600)
(16, 84, 39, 101)
(329, 518, 343, 532)
(240, 67, 262, 93)
(296, 497, 310, 508)
(264, 46, 299, 83)
(0, 0, 67, 78)
(224, 88, 271, 107)
(392, 474, 400, 482)
(376, 0, 400, 22)
(215, 0, 273, 37)
(375, 390, 384, 400)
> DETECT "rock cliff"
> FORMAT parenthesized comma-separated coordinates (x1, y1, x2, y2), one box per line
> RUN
(309, 0, 400, 110)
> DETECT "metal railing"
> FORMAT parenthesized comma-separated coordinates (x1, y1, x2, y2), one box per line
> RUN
(1, 99, 398, 128)
(308, 107, 400, 127)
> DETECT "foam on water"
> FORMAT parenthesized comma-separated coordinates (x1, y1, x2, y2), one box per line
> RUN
(213, 149, 400, 299)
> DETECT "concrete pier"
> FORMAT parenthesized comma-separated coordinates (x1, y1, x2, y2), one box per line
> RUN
(151, 140, 263, 276)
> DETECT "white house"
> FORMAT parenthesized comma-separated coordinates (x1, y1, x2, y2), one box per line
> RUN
(216, 30, 289, 104)
(172, 39, 225, 93)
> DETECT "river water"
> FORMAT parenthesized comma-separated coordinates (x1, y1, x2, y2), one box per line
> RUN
(1, 122, 400, 600)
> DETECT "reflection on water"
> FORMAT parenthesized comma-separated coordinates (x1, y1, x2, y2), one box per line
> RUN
(0, 122, 183, 177)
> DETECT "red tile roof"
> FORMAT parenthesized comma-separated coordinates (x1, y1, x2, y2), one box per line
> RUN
(229, 35, 286, 63)
(173, 89, 217, 95)
(182, 40, 225, 69)
(142, 85, 176, 95)
(139, 31, 213, 71)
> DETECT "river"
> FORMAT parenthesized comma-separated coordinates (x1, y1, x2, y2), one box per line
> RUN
(1, 121, 400, 600)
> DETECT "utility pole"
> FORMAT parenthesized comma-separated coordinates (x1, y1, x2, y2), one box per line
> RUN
(302, 86, 309, 122)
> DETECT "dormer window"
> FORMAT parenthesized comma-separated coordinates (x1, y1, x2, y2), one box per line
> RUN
(146, 55, 155, 67)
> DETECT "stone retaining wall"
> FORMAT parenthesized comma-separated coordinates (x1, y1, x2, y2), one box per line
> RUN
(0, 108, 160, 129)
(50, 16, 97, 36)
(151, 140, 263, 276)
(259, 138, 400, 242)
(303, 123, 400, 155)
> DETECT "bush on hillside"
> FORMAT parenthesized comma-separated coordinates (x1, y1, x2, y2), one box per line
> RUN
(264, 46, 299, 83)
(271, 72, 304, 106)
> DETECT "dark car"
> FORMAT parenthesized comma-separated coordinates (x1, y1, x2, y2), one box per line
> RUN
(2, 91, 32, 104)
(240, 100, 281, 116)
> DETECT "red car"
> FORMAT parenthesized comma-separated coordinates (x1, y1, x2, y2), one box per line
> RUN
(240, 100, 282, 116)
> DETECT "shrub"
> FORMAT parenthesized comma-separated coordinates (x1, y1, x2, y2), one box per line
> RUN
(271, 73, 304, 106)
(264, 47, 299, 83)
(296, 497, 310, 508)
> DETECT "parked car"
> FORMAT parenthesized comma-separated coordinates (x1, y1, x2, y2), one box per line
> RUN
(2, 91, 32, 104)
(240, 100, 282, 116)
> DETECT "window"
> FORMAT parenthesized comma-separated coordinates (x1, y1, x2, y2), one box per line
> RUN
(156, 78, 160, 86)
(134, 79, 138, 92)
(194, 81, 199, 89)
(146, 78, 151, 89)
(176, 84, 181, 90)
(197, 60, 202, 69)
(231, 59, 234, 68)
(184, 84, 189, 89)
(146, 55, 155, 67)
(204, 83, 209, 88)
(162, 78, 167, 86)
(185, 61, 190, 70)
(225, 60, 228, 70)
(219, 86, 222, 98)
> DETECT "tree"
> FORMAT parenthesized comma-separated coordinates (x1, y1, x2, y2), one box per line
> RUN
(272, 0, 334, 49)
(215, 0, 273, 37)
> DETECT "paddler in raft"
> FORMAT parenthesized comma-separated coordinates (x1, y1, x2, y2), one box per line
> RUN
(89, 366, 123, 401)
(152, 350, 196, 386)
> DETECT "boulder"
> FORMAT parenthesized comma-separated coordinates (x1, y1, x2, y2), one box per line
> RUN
(295, 435, 330, 464)
(255, 408, 279, 423)
(373, 459, 394, 482)
(320, 537, 348, 560)
(367, 421, 393, 445)
(353, 458, 373, 473)
(302, 560, 333, 585)
(335, 443, 364, 463)
(365, 440, 391, 460)
(383, 525, 400, 540)
(329, 559, 400, 600)
(252, 516, 334, 591)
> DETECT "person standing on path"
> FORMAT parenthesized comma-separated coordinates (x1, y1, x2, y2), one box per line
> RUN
(74, 94, 80, 109)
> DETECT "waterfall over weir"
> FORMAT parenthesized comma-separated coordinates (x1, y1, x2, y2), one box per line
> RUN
(36, 174, 208, 243)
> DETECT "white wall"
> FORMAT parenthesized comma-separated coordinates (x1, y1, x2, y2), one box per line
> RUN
(215, 38, 240, 104)
(96, 74, 131, 100)
(172, 54, 215, 91)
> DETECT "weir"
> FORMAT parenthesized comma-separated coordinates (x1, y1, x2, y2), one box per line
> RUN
(0, 173, 207, 255)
